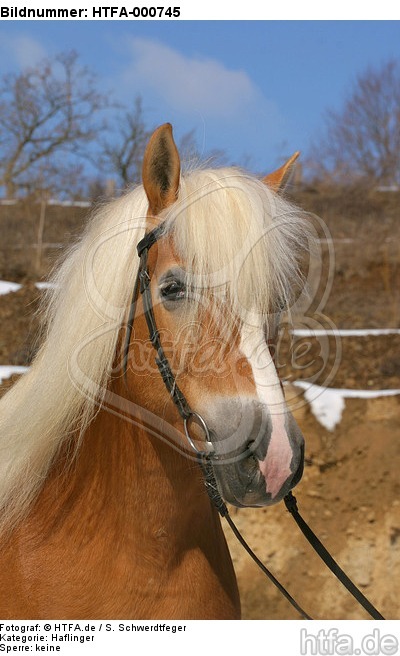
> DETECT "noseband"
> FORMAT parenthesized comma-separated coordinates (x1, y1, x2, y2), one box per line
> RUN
(122, 222, 385, 621)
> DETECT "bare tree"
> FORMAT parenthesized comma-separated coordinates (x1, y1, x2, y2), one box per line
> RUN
(178, 128, 227, 170)
(101, 97, 152, 190)
(0, 51, 107, 198)
(101, 104, 228, 193)
(308, 59, 400, 187)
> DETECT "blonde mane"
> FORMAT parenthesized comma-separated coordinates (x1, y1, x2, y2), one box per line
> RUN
(0, 167, 309, 533)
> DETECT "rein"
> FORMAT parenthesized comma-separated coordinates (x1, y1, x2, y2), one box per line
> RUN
(122, 224, 385, 621)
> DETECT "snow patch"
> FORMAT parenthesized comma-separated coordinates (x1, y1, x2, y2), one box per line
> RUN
(292, 328, 400, 337)
(0, 366, 29, 384)
(35, 282, 57, 290)
(293, 381, 400, 431)
(0, 280, 22, 296)
(0, 280, 57, 294)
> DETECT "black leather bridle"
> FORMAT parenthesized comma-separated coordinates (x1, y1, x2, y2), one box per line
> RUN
(122, 222, 385, 621)
(123, 223, 214, 456)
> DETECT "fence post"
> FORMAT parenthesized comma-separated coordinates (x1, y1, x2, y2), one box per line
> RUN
(35, 198, 47, 274)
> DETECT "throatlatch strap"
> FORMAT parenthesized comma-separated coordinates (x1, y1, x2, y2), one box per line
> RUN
(123, 267, 141, 380)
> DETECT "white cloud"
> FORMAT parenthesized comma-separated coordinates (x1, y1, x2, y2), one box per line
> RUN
(0, 34, 47, 69)
(122, 38, 264, 119)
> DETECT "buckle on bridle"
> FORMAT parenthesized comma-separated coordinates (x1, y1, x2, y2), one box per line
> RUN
(139, 269, 151, 292)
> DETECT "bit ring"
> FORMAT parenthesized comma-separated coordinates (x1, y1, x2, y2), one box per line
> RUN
(183, 412, 214, 455)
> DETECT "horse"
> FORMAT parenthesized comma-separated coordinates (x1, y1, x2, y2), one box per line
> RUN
(0, 123, 309, 619)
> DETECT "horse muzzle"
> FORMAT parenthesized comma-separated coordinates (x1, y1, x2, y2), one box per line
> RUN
(203, 400, 305, 507)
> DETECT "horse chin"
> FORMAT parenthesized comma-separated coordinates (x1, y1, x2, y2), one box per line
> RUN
(211, 449, 304, 508)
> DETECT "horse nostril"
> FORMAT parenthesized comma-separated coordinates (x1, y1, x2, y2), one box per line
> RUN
(244, 436, 268, 462)
(245, 439, 256, 455)
(241, 452, 258, 475)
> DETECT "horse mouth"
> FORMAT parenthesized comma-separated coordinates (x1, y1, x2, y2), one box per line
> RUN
(210, 442, 304, 508)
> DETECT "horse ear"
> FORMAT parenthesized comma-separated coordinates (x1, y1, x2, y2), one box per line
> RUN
(142, 123, 180, 215)
(262, 152, 300, 192)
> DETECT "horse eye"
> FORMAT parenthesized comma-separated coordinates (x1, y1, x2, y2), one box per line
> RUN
(160, 279, 186, 302)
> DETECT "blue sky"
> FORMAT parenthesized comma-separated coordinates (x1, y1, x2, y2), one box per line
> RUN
(0, 20, 400, 175)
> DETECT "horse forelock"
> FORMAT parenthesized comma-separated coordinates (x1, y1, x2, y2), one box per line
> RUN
(165, 168, 310, 330)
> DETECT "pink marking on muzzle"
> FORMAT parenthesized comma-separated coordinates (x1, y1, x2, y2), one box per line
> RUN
(258, 415, 293, 498)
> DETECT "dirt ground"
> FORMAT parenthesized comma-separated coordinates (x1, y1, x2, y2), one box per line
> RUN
(224, 390, 400, 619)
(226, 188, 400, 620)
(0, 188, 399, 619)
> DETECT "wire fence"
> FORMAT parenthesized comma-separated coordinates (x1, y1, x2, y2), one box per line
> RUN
(0, 198, 92, 278)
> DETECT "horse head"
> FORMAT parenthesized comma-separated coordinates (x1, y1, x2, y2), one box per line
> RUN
(124, 123, 305, 508)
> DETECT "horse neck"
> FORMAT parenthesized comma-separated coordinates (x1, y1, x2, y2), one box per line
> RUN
(25, 378, 213, 547)
(0, 379, 241, 620)
(86, 403, 204, 533)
